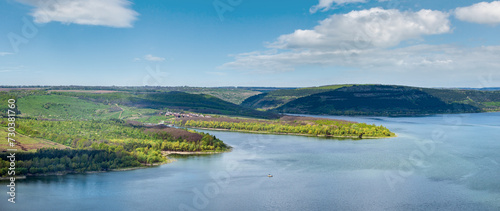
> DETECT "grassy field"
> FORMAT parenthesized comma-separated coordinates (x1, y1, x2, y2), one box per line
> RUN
(17, 94, 116, 120)
(14, 94, 175, 123)
(0, 127, 69, 152)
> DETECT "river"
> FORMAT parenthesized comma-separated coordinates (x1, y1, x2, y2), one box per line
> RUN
(2, 113, 500, 210)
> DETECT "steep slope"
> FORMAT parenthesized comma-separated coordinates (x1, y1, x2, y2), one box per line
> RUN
(276, 85, 481, 116)
(241, 85, 351, 110)
(140, 92, 279, 118)
(420, 88, 500, 111)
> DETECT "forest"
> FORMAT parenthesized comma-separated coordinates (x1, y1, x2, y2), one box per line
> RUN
(0, 148, 141, 177)
(174, 116, 395, 138)
(241, 84, 500, 115)
(0, 118, 229, 177)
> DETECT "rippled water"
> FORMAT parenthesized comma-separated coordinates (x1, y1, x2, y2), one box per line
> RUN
(2, 113, 500, 210)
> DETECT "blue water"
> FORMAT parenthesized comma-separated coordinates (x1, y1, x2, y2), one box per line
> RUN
(2, 113, 500, 210)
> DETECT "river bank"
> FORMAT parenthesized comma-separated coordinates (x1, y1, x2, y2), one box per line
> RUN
(0, 150, 230, 180)
(162, 150, 228, 155)
(180, 126, 396, 139)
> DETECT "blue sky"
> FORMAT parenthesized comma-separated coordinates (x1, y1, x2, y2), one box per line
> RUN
(1, 0, 500, 88)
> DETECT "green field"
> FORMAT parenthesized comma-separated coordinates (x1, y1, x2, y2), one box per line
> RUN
(17, 94, 116, 119)
(0, 127, 69, 152)
(9, 92, 223, 123)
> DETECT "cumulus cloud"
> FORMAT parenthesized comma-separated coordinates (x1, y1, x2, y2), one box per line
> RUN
(310, 0, 366, 13)
(221, 8, 468, 73)
(144, 54, 165, 62)
(271, 8, 450, 50)
(455, 1, 500, 25)
(16, 0, 138, 28)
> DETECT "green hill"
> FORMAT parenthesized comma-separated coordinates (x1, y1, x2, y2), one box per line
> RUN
(9, 91, 279, 120)
(241, 85, 352, 110)
(4, 85, 500, 118)
(420, 88, 500, 111)
(276, 85, 482, 116)
(241, 85, 500, 116)
(42, 86, 261, 105)
(139, 91, 279, 118)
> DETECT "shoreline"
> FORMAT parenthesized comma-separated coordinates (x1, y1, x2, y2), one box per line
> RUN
(180, 126, 396, 139)
(0, 175, 26, 180)
(0, 150, 230, 180)
(162, 150, 227, 155)
(0, 167, 153, 180)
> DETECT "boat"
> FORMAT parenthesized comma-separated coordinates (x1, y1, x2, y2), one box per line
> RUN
(267, 174, 273, 177)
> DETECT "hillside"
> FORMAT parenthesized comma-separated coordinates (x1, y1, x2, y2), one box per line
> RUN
(0, 90, 279, 120)
(276, 85, 483, 116)
(4, 85, 500, 118)
(240, 85, 500, 116)
(420, 88, 500, 111)
(0, 127, 69, 152)
(2, 86, 262, 105)
(56, 91, 279, 119)
(241, 85, 352, 110)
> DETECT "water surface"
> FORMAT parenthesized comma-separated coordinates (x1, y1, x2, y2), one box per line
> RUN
(2, 113, 500, 210)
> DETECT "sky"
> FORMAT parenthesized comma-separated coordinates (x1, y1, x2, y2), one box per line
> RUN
(1, 0, 500, 88)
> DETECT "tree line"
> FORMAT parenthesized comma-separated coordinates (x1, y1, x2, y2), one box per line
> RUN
(175, 119, 394, 138)
(0, 148, 141, 177)
(0, 118, 230, 177)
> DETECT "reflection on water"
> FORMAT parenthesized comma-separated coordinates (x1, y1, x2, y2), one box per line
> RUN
(1, 113, 500, 211)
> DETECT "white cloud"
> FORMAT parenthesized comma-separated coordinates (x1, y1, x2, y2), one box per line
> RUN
(144, 54, 165, 62)
(455, 1, 500, 25)
(222, 44, 500, 75)
(220, 8, 500, 78)
(0, 52, 13, 56)
(310, 0, 366, 13)
(16, 0, 138, 28)
(271, 8, 450, 50)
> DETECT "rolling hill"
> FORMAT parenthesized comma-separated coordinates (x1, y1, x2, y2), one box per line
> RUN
(242, 85, 500, 116)
(241, 85, 352, 110)
(3, 85, 500, 118)
(1, 90, 279, 120)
